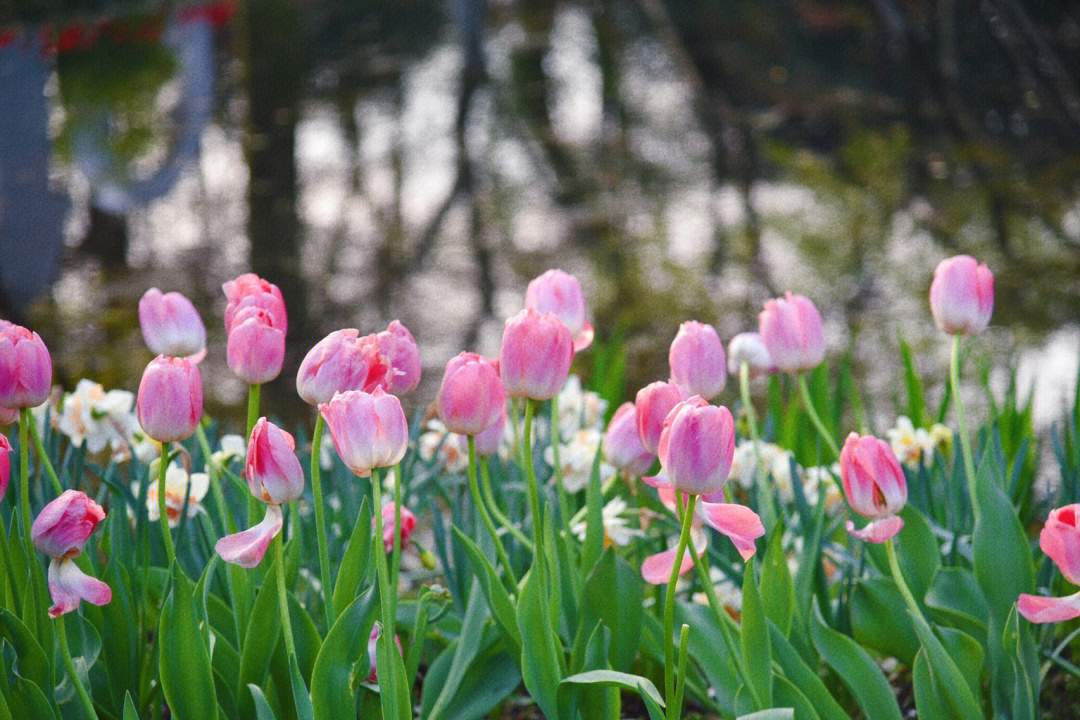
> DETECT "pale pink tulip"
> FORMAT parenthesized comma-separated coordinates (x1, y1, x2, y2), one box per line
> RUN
(377, 321, 421, 395)
(759, 292, 826, 373)
(657, 396, 735, 496)
(46, 556, 112, 617)
(474, 405, 507, 457)
(223, 273, 287, 334)
(437, 352, 505, 436)
(227, 307, 285, 385)
(929, 255, 994, 335)
(525, 269, 594, 352)
(296, 329, 390, 406)
(136, 356, 203, 443)
(635, 381, 681, 456)
(602, 402, 655, 477)
(499, 309, 574, 400)
(669, 321, 726, 400)
(138, 288, 207, 361)
(0, 325, 52, 408)
(840, 432, 907, 543)
(32, 489, 105, 559)
(246, 418, 305, 505)
(319, 388, 409, 477)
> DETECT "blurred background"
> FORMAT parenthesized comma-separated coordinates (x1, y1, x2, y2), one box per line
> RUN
(1, 0, 1079, 430)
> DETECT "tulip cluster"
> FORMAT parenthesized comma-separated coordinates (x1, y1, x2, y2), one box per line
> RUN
(223, 274, 287, 385)
(31, 490, 111, 617)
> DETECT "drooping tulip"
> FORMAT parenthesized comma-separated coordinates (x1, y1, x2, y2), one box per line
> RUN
(758, 292, 826, 374)
(499, 309, 574, 401)
(319, 388, 409, 477)
(246, 418, 305, 505)
(226, 307, 285, 385)
(668, 321, 726, 400)
(377, 321, 421, 395)
(0, 324, 52, 408)
(1018, 505, 1080, 623)
(657, 396, 736, 497)
(375, 503, 417, 553)
(138, 288, 207, 361)
(635, 381, 681, 456)
(0, 435, 9, 502)
(136, 356, 203, 443)
(929, 255, 994, 335)
(437, 352, 505, 436)
(603, 402, 655, 477)
(296, 329, 390, 406)
(223, 273, 287, 334)
(32, 490, 111, 617)
(727, 331, 774, 379)
(839, 432, 907, 543)
(525, 269, 594, 352)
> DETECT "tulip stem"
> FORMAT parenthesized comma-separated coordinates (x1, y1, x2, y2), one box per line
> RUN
(468, 437, 518, 588)
(796, 373, 841, 460)
(194, 423, 234, 533)
(245, 384, 261, 524)
(18, 409, 34, 578)
(663, 492, 697, 720)
(950, 335, 979, 512)
(273, 529, 306, 704)
(687, 541, 754, 692)
(550, 396, 573, 532)
(309, 413, 336, 627)
(28, 419, 63, 494)
(673, 624, 690, 720)
(390, 462, 404, 623)
(158, 446, 177, 570)
(740, 362, 776, 532)
(56, 615, 99, 720)
(522, 401, 546, 586)
(371, 468, 401, 676)
(480, 458, 534, 551)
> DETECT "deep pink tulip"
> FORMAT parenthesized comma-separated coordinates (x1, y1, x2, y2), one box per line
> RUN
(215, 504, 283, 568)
(0, 434, 9, 502)
(657, 396, 735, 496)
(223, 273, 287, 334)
(246, 418, 305, 505)
(138, 288, 207, 361)
(840, 432, 907, 543)
(227, 307, 285, 385)
(525, 269, 594, 352)
(1018, 505, 1080, 623)
(603, 402, 655, 476)
(635, 381, 682, 456)
(929, 255, 994, 335)
(669, 321, 726, 400)
(377, 321, 421, 395)
(437, 352, 505, 436)
(319, 388, 409, 477)
(727, 332, 774, 379)
(374, 503, 418, 553)
(0, 325, 52, 408)
(136, 356, 203, 443)
(297, 329, 390, 406)
(31, 490, 105, 559)
(499, 309, 574, 401)
(474, 405, 506, 457)
(758, 292, 826, 374)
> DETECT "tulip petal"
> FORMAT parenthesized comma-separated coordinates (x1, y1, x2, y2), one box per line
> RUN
(1017, 592, 1080, 624)
(846, 515, 904, 544)
(47, 558, 111, 618)
(215, 504, 283, 568)
(699, 502, 765, 560)
(573, 323, 595, 353)
(641, 548, 694, 585)
(642, 469, 672, 490)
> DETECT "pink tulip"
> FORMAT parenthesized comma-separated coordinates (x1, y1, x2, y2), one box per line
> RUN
(499, 309, 574, 401)
(635, 381, 682, 455)
(138, 288, 207, 361)
(603, 402, 655, 476)
(136, 356, 203, 443)
(46, 555, 112, 617)
(215, 504, 283, 568)
(642, 547, 694, 585)
(525, 269, 594, 352)
(297, 329, 390, 406)
(474, 405, 506, 457)
(929, 255, 994, 335)
(223, 273, 287, 334)
(377, 321, 421, 395)
(758, 292, 826, 374)
(374, 503, 418, 553)
(1018, 505, 1080, 623)
(246, 418, 305, 505)
(319, 388, 409, 477)
(0, 434, 10, 502)
(727, 332, 774, 379)
(0, 325, 52, 408)
(367, 625, 403, 682)
(657, 396, 735, 496)
(839, 432, 907, 543)
(437, 352, 505, 436)
(668, 321, 726, 400)
(653, 485, 764, 563)
(227, 307, 285, 385)
(31, 490, 106, 559)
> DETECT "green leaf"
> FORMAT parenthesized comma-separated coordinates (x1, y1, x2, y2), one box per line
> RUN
(559, 670, 664, 710)
(972, 459, 1035, 628)
(866, 506, 941, 605)
(898, 333, 925, 427)
(427, 581, 490, 720)
(248, 684, 280, 720)
(923, 567, 989, 644)
(7, 659, 58, 720)
(517, 565, 564, 720)
(761, 529, 794, 636)
(912, 649, 949, 720)
(237, 564, 281, 717)
(576, 548, 642, 673)
(310, 587, 377, 720)
(737, 710, 795, 720)
(773, 674, 819, 720)
(581, 446, 604, 573)
(849, 577, 919, 666)
(741, 558, 773, 709)
(122, 691, 139, 720)
(905, 611, 983, 720)
(158, 563, 218, 720)
(452, 527, 522, 654)
(0, 606, 51, 697)
(376, 634, 410, 720)
(767, 622, 850, 720)
(332, 498, 372, 619)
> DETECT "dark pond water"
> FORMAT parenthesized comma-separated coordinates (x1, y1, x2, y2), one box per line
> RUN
(2, 0, 1080, 429)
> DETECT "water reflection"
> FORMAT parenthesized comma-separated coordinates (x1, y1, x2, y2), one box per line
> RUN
(1, 0, 1079, 429)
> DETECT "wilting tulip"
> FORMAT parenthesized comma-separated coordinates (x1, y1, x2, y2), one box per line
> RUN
(668, 321, 726, 400)
(929, 255, 994, 335)
(759, 292, 826, 374)
(297, 329, 389, 406)
(474, 405, 506, 457)
(320, 388, 409, 477)
(839, 432, 907, 543)
(377, 321, 421, 395)
(1018, 505, 1080, 623)
(437, 352, 505, 435)
(657, 397, 735, 496)
(227, 307, 285, 385)
(0, 324, 52, 408)
(499, 308, 574, 401)
(138, 288, 207, 361)
(375, 502, 417, 553)
(635, 381, 682, 456)
(525, 269, 594, 352)
(727, 332, 773, 379)
(246, 418, 305, 505)
(215, 504, 283, 569)
(136, 356, 203, 443)
(223, 273, 287, 334)
(603, 402, 655, 476)
(32, 490, 111, 617)
(0, 434, 9, 502)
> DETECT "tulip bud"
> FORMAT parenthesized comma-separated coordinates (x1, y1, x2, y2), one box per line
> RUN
(223, 273, 287, 334)
(297, 329, 390, 406)
(758, 292, 826, 374)
(0, 435, 9, 502)
(138, 288, 207, 361)
(474, 405, 507, 457)
(136, 356, 203, 443)
(319, 388, 409, 477)
(375, 502, 418, 553)
(246, 418, 305, 505)
(499, 309, 574, 401)
(603, 402, 655, 476)
(525, 269, 594, 351)
(437, 352, 505, 436)
(635, 381, 682, 455)
(668, 321, 726, 400)
(32, 490, 106, 559)
(657, 396, 735, 496)
(377, 321, 421, 395)
(227, 307, 285, 385)
(0, 325, 52, 408)
(839, 432, 907, 543)
(727, 332, 773, 379)
(929, 255, 994, 335)
(1018, 504, 1080, 623)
